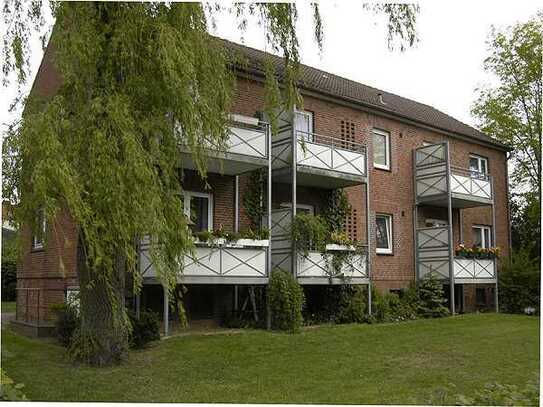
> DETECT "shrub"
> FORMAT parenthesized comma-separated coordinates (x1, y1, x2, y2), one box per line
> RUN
(1, 369, 28, 401)
(291, 213, 328, 256)
(267, 269, 305, 332)
(337, 285, 367, 323)
(51, 302, 80, 347)
(427, 374, 539, 406)
(128, 309, 160, 348)
(416, 275, 450, 318)
(1, 241, 17, 302)
(499, 249, 540, 314)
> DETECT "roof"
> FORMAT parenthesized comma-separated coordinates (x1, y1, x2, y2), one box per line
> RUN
(222, 38, 510, 151)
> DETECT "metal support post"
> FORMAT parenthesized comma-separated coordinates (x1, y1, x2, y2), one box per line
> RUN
(267, 122, 273, 330)
(445, 142, 455, 315)
(491, 179, 499, 313)
(235, 175, 239, 233)
(365, 157, 372, 315)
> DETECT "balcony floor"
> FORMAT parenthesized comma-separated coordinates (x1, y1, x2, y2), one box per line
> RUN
(272, 166, 367, 189)
(417, 192, 493, 208)
(180, 149, 268, 176)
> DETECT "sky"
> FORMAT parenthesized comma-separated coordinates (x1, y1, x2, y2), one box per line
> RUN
(1, 0, 541, 132)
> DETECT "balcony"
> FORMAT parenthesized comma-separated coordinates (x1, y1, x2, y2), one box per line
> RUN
(269, 208, 369, 284)
(414, 143, 493, 208)
(272, 130, 367, 188)
(416, 226, 497, 283)
(139, 238, 269, 285)
(180, 115, 269, 175)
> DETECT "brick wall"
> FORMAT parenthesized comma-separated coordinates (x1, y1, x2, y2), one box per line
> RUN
(18, 62, 510, 316)
(231, 77, 510, 292)
(17, 209, 78, 323)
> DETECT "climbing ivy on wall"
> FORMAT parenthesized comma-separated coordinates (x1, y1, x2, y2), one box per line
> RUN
(243, 170, 265, 229)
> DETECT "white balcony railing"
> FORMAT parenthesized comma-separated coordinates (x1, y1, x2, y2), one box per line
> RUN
(140, 239, 269, 282)
(179, 116, 268, 163)
(454, 257, 496, 280)
(450, 167, 492, 201)
(414, 143, 493, 204)
(416, 226, 497, 282)
(297, 245, 368, 280)
(272, 131, 367, 177)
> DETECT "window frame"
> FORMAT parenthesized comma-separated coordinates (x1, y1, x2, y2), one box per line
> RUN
(472, 225, 492, 249)
(469, 154, 489, 176)
(32, 209, 47, 250)
(183, 191, 214, 232)
(375, 213, 393, 254)
(372, 128, 391, 171)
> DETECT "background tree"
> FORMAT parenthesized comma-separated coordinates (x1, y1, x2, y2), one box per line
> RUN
(2, 1, 418, 365)
(472, 13, 542, 312)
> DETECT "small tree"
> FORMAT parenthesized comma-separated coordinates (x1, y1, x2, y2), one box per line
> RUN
(417, 275, 449, 318)
(267, 269, 305, 332)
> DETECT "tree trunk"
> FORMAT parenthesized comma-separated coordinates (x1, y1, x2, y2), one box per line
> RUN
(74, 234, 130, 366)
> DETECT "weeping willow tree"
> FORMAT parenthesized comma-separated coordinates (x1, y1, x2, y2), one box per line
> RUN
(2, 1, 418, 365)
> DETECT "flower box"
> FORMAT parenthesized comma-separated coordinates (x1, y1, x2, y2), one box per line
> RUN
(325, 244, 356, 252)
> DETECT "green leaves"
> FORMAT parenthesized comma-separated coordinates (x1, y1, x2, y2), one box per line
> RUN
(472, 14, 542, 196)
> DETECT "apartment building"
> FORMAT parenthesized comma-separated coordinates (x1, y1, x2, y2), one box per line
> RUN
(14, 39, 510, 336)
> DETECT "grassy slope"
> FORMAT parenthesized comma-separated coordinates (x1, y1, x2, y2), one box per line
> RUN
(1, 314, 539, 404)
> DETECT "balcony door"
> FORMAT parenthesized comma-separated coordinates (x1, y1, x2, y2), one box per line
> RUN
(184, 191, 213, 234)
(294, 109, 314, 142)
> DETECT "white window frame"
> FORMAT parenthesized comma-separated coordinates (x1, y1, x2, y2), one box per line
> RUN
(375, 213, 393, 254)
(183, 191, 213, 231)
(473, 225, 492, 249)
(280, 202, 314, 216)
(469, 154, 488, 177)
(372, 128, 391, 170)
(294, 109, 314, 142)
(32, 209, 46, 249)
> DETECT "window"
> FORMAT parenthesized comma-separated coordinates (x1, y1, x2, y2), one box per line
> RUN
(294, 109, 313, 142)
(469, 154, 488, 178)
(183, 191, 213, 233)
(373, 129, 390, 170)
(422, 141, 434, 147)
(32, 209, 46, 249)
(375, 214, 393, 254)
(473, 225, 492, 248)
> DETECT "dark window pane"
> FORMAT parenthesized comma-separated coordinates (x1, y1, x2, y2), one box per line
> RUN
(376, 216, 389, 249)
(190, 196, 209, 232)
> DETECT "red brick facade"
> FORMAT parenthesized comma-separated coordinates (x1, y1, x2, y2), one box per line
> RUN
(16, 56, 510, 325)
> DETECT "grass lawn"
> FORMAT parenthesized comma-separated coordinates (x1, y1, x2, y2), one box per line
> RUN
(1, 314, 539, 403)
(1, 302, 16, 313)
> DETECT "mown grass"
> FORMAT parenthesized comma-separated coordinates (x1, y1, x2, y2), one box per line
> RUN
(1, 302, 16, 313)
(1, 313, 539, 404)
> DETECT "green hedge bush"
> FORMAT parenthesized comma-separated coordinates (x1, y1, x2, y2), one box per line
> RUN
(128, 309, 160, 348)
(267, 269, 305, 332)
(51, 302, 80, 347)
(499, 250, 540, 314)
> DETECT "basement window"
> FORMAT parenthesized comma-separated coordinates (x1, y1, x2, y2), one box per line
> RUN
(376, 214, 393, 254)
(184, 191, 213, 233)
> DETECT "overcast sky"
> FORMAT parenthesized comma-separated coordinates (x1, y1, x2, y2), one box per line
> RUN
(1, 0, 541, 132)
